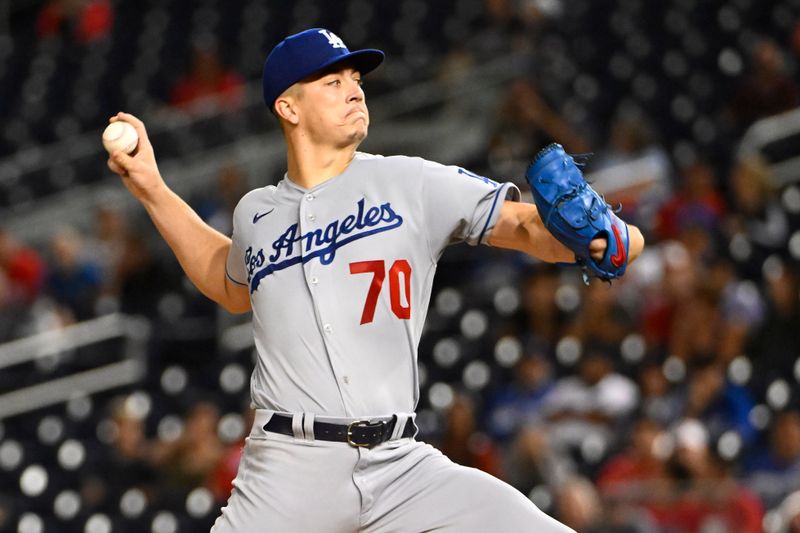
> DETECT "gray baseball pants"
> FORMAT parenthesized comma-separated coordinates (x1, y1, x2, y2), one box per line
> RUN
(210, 410, 575, 532)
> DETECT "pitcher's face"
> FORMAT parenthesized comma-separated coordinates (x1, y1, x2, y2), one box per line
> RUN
(293, 65, 369, 149)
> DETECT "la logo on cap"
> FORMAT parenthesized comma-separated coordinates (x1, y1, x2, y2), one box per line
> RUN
(318, 29, 346, 49)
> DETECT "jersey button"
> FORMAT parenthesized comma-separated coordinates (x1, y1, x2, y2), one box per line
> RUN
(310, 277, 319, 284)
(308, 213, 316, 221)
(323, 324, 332, 333)
(305, 194, 314, 201)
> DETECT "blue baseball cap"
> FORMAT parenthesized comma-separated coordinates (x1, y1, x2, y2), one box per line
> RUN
(262, 28, 384, 112)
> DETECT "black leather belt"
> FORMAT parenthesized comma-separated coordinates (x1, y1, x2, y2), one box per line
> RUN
(264, 414, 415, 448)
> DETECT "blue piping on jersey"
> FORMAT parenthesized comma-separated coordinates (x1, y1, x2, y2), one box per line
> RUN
(457, 167, 499, 187)
(225, 268, 248, 287)
(477, 185, 506, 244)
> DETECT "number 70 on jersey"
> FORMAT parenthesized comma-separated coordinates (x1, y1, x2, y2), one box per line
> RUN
(349, 260, 412, 325)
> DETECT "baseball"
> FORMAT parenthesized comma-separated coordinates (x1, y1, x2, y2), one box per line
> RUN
(102, 121, 139, 154)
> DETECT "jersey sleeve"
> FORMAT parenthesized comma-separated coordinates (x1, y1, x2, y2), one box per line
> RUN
(420, 160, 520, 256)
(225, 203, 249, 288)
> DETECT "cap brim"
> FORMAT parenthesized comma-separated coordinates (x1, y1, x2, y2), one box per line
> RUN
(304, 49, 385, 80)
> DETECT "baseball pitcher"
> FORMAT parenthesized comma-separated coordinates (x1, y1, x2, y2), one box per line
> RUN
(106, 28, 644, 533)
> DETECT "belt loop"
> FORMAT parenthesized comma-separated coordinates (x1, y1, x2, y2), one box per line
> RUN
(291, 413, 304, 439)
(255, 410, 274, 437)
(390, 414, 408, 439)
(303, 412, 315, 442)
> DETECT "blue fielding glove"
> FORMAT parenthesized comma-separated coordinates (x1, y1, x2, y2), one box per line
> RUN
(526, 143, 629, 283)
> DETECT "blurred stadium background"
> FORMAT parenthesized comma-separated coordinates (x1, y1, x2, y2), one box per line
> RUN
(2, 0, 800, 531)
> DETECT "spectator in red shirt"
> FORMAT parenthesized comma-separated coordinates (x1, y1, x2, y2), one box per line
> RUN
(660, 418, 764, 533)
(597, 416, 669, 496)
(36, 0, 113, 44)
(655, 160, 726, 242)
(0, 228, 46, 303)
(596, 416, 672, 526)
(170, 44, 245, 112)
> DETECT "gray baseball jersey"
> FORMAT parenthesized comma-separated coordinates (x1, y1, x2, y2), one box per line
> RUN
(214, 153, 576, 533)
(225, 152, 519, 418)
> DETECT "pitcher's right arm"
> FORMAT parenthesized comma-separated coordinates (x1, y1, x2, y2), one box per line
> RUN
(106, 112, 251, 314)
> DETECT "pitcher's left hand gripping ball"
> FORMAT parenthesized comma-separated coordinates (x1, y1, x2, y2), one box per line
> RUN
(526, 143, 629, 282)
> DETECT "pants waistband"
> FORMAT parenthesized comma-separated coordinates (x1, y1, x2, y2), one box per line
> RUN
(251, 409, 417, 442)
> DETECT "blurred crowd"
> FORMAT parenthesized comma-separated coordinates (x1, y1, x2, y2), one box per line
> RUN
(426, 4, 800, 531)
(3, 0, 800, 532)
(0, 161, 249, 340)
